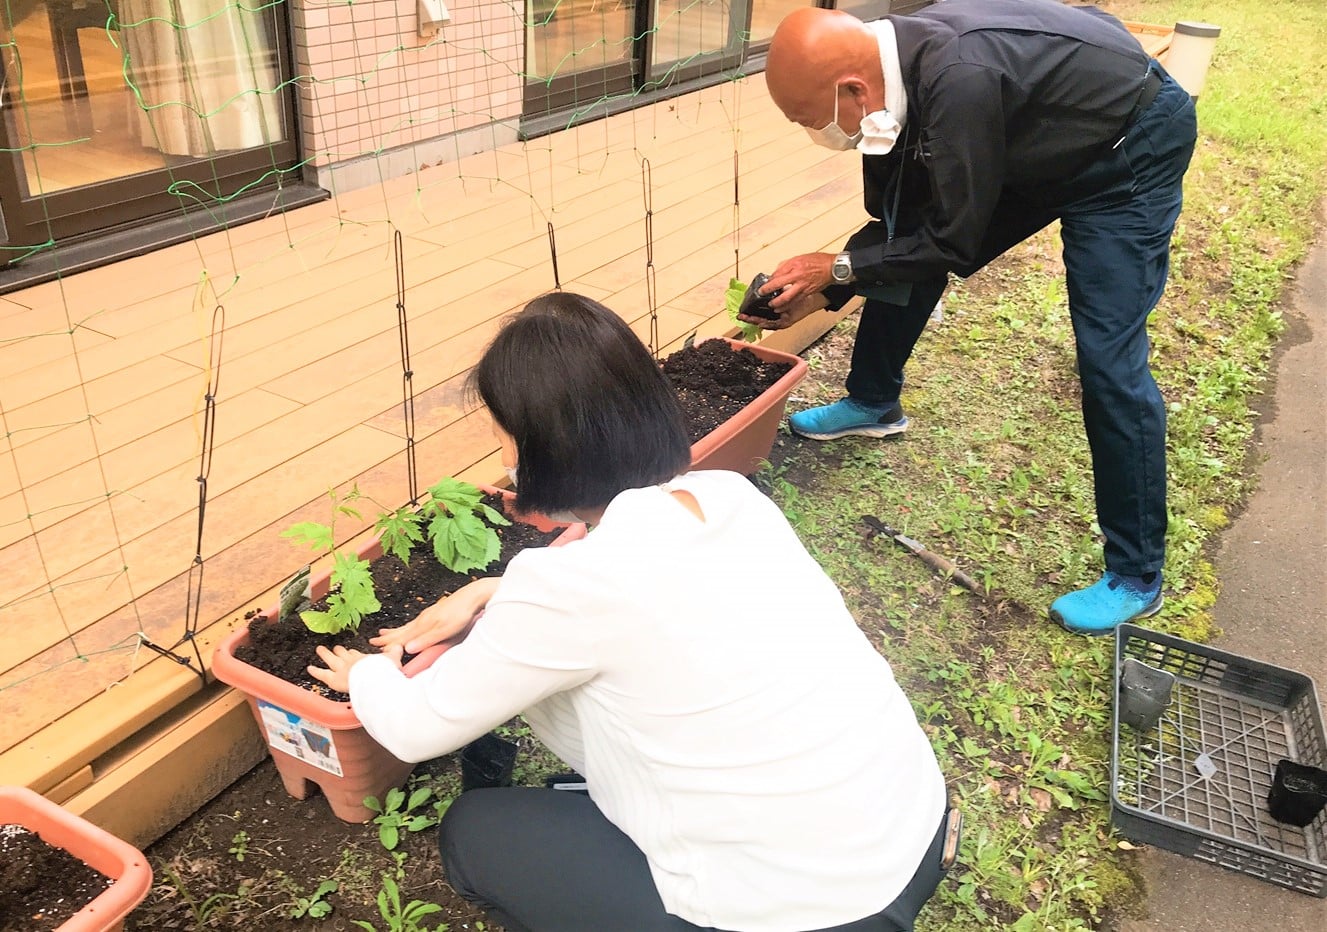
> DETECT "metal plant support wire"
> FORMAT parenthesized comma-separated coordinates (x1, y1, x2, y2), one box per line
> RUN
(732, 148, 741, 281)
(394, 228, 419, 507)
(142, 306, 226, 683)
(547, 221, 561, 291)
(642, 157, 659, 358)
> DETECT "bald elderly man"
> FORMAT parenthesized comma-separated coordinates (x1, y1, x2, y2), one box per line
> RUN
(745, 0, 1197, 635)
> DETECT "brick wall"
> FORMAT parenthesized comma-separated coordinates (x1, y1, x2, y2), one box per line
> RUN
(289, 0, 525, 191)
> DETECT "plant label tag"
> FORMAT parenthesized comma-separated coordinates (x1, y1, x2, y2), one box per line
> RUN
(257, 700, 343, 776)
(1194, 752, 1217, 780)
(278, 566, 312, 622)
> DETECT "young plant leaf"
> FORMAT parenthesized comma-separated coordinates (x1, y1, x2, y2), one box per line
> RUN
(724, 276, 763, 343)
(280, 521, 335, 553)
(477, 502, 512, 528)
(330, 551, 381, 632)
(407, 786, 433, 810)
(428, 476, 484, 514)
(375, 507, 425, 565)
(299, 609, 340, 634)
(430, 508, 500, 574)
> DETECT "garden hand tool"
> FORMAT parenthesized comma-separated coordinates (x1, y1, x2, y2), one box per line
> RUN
(862, 515, 985, 597)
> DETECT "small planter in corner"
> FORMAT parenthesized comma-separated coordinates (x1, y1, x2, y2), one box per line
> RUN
(666, 337, 809, 476)
(213, 489, 584, 822)
(0, 785, 153, 932)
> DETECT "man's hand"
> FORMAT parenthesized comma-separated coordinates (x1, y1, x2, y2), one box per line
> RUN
(737, 289, 828, 331)
(309, 643, 401, 694)
(765, 253, 836, 307)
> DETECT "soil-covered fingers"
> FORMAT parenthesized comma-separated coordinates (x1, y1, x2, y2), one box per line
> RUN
(308, 644, 368, 693)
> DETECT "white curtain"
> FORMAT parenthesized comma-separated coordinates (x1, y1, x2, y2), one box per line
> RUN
(120, 0, 283, 156)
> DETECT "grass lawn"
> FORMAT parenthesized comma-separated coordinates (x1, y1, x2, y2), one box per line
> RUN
(759, 1, 1327, 927)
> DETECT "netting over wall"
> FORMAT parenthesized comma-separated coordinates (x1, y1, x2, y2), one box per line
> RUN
(1, 1, 825, 762)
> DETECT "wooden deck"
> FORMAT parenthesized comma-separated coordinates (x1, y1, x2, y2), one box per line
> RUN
(0, 74, 871, 795)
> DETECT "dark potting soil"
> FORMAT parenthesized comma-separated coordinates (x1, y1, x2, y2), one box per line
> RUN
(662, 340, 793, 443)
(233, 495, 560, 701)
(0, 824, 112, 930)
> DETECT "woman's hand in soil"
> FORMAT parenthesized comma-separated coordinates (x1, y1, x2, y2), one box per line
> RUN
(309, 644, 400, 694)
(371, 576, 502, 654)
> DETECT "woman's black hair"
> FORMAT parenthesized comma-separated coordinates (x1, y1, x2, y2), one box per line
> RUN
(471, 292, 691, 514)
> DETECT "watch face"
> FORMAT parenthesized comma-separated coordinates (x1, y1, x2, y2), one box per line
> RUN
(833, 257, 851, 281)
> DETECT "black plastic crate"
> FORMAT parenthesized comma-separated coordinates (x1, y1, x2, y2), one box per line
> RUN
(1111, 624, 1327, 896)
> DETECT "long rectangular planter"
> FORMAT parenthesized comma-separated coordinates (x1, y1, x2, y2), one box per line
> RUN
(0, 785, 153, 932)
(689, 338, 809, 475)
(213, 493, 584, 822)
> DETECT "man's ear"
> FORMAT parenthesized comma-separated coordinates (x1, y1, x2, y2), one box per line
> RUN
(841, 77, 871, 107)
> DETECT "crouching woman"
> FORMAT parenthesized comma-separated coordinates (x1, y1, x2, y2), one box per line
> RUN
(310, 292, 953, 932)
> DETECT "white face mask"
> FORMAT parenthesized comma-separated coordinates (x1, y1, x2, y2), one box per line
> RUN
(504, 464, 583, 525)
(858, 108, 902, 155)
(805, 85, 863, 151)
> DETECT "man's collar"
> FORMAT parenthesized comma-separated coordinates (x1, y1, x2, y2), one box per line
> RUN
(868, 18, 909, 130)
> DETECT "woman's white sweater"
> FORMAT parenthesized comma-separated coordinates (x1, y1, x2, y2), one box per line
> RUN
(350, 470, 946, 931)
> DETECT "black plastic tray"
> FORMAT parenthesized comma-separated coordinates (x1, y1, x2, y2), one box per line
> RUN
(1111, 624, 1327, 896)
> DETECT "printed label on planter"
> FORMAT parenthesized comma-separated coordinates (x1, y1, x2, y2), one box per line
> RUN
(257, 700, 343, 776)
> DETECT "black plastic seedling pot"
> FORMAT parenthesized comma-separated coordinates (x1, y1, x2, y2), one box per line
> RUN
(461, 733, 519, 792)
(1118, 657, 1175, 731)
(1268, 759, 1327, 827)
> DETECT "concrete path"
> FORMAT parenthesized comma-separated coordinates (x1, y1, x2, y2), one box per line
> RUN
(1120, 205, 1327, 929)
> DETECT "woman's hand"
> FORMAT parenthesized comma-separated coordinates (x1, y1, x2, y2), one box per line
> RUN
(308, 643, 402, 694)
(370, 576, 502, 655)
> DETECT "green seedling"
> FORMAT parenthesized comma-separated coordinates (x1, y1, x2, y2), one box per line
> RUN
(228, 829, 249, 862)
(351, 874, 447, 932)
(725, 277, 764, 343)
(365, 785, 438, 851)
(282, 478, 508, 636)
(289, 879, 338, 919)
(375, 477, 510, 575)
(420, 477, 510, 574)
(281, 484, 381, 635)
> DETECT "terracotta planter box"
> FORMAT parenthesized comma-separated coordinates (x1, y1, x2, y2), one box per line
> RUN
(213, 494, 585, 822)
(0, 785, 153, 932)
(689, 338, 809, 476)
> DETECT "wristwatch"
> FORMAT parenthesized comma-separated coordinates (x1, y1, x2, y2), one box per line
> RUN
(831, 251, 854, 284)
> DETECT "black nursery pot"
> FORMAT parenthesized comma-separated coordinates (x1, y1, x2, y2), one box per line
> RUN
(1118, 658, 1176, 732)
(461, 733, 519, 792)
(1267, 759, 1327, 827)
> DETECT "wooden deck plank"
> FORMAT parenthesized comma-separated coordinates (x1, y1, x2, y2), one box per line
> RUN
(7, 389, 303, 521)
(0, 328, 113, 387)
(3, 353, 201, 435)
